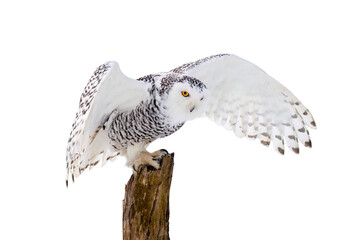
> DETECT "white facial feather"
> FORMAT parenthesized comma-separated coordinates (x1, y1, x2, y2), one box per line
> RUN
(162, 82, 208, 125)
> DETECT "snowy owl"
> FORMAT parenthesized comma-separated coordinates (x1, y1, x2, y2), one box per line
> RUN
(66, 54, 316, 186)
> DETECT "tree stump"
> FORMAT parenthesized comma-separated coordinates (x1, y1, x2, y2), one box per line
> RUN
(123, 153, 174, 240)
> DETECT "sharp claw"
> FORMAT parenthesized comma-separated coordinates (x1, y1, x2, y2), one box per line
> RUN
(152, 152, 168, 168)
(155, 152, 167, 161)
(152, 156, 162, 163)
(160, 149, 168, 154)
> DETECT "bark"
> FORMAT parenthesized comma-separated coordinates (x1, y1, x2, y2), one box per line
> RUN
(123, 153, 174, 240)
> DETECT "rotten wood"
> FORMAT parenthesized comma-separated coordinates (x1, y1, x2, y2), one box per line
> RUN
(123, 153, 174, 240)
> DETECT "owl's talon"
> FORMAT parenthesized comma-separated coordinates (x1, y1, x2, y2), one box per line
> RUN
(133, 158, 161, 173)
(152, 151, 167, 166)
(160, 149, 168, 154)
(150, 149, 169, 158)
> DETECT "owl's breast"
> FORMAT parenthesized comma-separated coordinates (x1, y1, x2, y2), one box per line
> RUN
(108, 98, 183, 150)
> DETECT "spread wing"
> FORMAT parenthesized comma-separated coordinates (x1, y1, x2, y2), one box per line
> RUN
(172, 54, 316, 155)
(66, 62, 149, 185)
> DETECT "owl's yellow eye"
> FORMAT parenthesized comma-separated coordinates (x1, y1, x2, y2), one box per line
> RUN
(181, 91, 189, 97)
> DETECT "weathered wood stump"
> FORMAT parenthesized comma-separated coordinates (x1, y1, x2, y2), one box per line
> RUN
(123, 153, 174, 240)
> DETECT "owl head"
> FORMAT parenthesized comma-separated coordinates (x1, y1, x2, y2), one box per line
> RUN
(156, 74, 208, 125)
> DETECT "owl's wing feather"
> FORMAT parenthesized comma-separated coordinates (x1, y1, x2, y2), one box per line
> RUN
(66, 62, 149, 185)
(172, 54, 316, 154)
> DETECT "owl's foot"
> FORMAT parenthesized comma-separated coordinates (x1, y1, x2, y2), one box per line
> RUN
(151, 149, 169, 168)
(132, 150, 168, 173)
(150, 149, 168, 158)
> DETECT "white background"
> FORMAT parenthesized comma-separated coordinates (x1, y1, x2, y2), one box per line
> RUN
(1, 0, 359, 239)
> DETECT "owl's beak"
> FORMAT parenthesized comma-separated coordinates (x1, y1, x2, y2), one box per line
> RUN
(190, 105, 195, 113)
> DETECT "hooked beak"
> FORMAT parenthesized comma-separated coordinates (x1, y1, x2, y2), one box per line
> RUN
(190, 105, 195, 113)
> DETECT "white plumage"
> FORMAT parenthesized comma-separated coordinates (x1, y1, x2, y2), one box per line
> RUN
(173, 55, 316, 153)
(66, 54, 316, 185)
